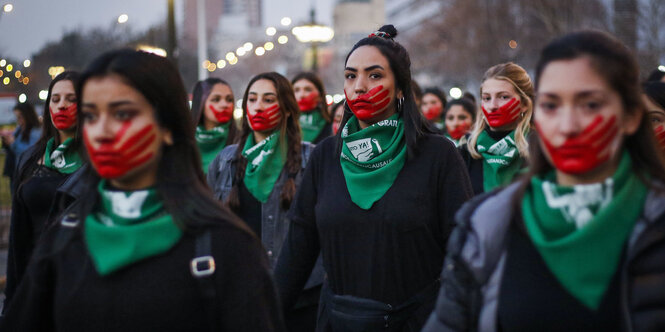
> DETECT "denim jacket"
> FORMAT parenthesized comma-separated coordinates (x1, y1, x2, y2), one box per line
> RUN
(207, 142, 324, 290)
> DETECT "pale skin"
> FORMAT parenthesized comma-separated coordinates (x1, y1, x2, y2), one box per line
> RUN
(344, 45, 403, 129)
(642, 94, 665, 127)
(246, 79, 283, 142)
(535, 57, 641, 186)
(421, 93, 444, 120)
(203, 83, 234, 130)
(50, 80, 78, 142)
(81, 74, 173, 191)
(480, 78, 528, 132)
(293, 79, 321, 105)
(445, 105, 473, 132)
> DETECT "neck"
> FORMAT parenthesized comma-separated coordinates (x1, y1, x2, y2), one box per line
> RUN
(555, 154, 621, 186)
(203, 118, 218, 131)
(252, 130, 269, 143)
(108, 161, 159, 191)
(58, 129, 75, 143)
(358, 107, 397, 129)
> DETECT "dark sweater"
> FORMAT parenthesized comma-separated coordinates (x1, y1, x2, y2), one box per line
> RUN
(310, 122, 333, 145)
(274, 134, 473, 324)
(0, 211, 286, 331)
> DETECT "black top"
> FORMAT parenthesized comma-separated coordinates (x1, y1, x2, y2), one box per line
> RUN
(4, 165, 69, 309)
(0, 211, 285, 332)
(238, 180, 263, 238)
(498, 222, 622, 332)
(311, 122, 333, 145)
(274, 134, 473, 309)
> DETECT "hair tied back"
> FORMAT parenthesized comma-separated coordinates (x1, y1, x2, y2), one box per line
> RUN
(368, 31, 392, 39)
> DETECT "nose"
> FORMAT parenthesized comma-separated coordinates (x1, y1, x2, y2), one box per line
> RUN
(558, 106, 581, 137)
(88, 114, 117, 144)
(353, 76, 368, 96)
(489, 97, 501, 111)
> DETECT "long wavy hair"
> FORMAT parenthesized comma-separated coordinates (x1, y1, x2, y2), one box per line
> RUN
(513, 30, 665, 206)
(74, 49, 244, 232)
(15, 71, 82, 187)
(337, 24, 436, 159)
(227, 72, 302, 211)
(466, 62, 534, 160)
(291, 72, 331, 123)
(190, 77, 240, 144)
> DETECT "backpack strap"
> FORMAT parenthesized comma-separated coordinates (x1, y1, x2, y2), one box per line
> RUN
(191, 230, 219, 331)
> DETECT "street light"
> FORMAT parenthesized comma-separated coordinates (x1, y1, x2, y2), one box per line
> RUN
(3, 3, 12, 13)
(450, 87, 463, 99)
(118, 14, 129, 24)
(291, 9, 334, 72)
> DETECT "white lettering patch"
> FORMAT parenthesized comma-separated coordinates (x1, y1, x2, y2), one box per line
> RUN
(104, 191, 150, 219)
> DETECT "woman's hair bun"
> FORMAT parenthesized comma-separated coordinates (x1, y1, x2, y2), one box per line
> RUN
(378, 25, 398, 38)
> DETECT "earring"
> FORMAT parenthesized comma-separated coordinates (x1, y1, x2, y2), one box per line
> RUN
(397, 97, 404, 112)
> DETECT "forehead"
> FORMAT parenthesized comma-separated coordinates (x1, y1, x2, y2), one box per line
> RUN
(481, 78, 515, 95)
(447, 104, 470, 115)
(293, 78, 316, 89)
(249, 79, 276, 94)
(82, 75, 144, 103)
(423, 93, 441, 102)
(346, 45, 390, 69)
(210, 83, 232, 95)
(51, 80, 75, 94)
(537, 57, 609, 95)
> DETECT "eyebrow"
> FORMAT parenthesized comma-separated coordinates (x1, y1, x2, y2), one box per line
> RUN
(248, 92, 276, 97)
(80, 100, 135, 109)
(344, 65, 385, 72)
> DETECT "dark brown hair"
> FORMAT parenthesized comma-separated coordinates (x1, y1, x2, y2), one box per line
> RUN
(227, 72, 302, 211)
(12, 102, 40, 142)
(291, 72, 331, 123)
(516, 30, 665, 203)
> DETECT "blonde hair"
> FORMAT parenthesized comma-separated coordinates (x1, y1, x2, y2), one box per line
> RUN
(467, 62, 534, 160)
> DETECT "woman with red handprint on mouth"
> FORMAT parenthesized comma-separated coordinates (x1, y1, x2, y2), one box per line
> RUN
(292, 72, 333, 144)
(420, 87, 447, 131)
(191, 78, 240, 174)
(443, 97, 476, 147)
(3, 71, 85, 311)
(207, 72, 323, 332)
(425, 30, 665, 332)
(274, 25, 472, 331)
(459, 62, 534, 195)
(1, 50, 284, 332)
(642, 81, 665, 155)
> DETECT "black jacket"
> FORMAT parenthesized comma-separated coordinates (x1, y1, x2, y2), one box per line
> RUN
(422, 182, 665, 332)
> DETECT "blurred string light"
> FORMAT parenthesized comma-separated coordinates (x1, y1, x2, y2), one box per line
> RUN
(5, 64, 12, 72)
(3, 4, 12, 12)
(14, 70, 20, 78)
(325, 95, 333, 105)
(243, 42, 253, 52)
(508, 40, 518, 49)
(280, 17, 292, 26)
(333, 94, 344, 103)
(118, 14, 129, 24)
(450, 87, 463, 99)
(48, 66, 65, 79)
(264, 42, 274, 51)
(278, 35, 288, 44)
(207, 63, 217, 72)
(229, 57, 238, 65)
(202, 60, 211, 69)
(0, 70, 3, 77)
(2, 77, 9, 85)
(18, 94, 27, 103)
(659, 65, 665, 72)
(216, 60, 226, 69)
(225, 52, 235, 61)
(39, 90, 48, 100)
(137, 45, 167, 57)
(255, 47, 265, 56)
(266, 27, 276, 36)
(236, 47, 246, 57)
(0, 59, 5, 67)
(22, 77, 28, 84)
(23, 60, 30, 67)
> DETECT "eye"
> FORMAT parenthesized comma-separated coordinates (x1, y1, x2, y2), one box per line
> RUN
(481, 96, 490, 102)
(264, 97, 276, 104)
(115, 109, 135, 121)
(226, 96, 234, 103)
(344, 73, 356, 80)
(538, 102, 557, 112)
(51, 97, 60, 103)
(369, 72, 383, 79)
(650, 116, 664, 124)
(67, 96, 77, 103)
(81, 111, 97, 123)
(247, 98, 257, 103)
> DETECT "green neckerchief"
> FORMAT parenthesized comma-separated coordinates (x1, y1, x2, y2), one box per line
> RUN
(476, 130, 523, 191)
(444, 134, 464, 147)
(84, 180, 183, 276)
(43, 137, 82, 174)
(241, 131, 286, 203)
(521, 150, 647, 310)
(299, 110, 327, 143)
(195, 123, 231, 173)
(340, 113, 406, 210)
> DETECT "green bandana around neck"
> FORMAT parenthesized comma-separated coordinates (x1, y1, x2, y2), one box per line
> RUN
(299, 110, 327, 143)
(476, 130, 523, 191)
(44, 137, 82, 174)
(241, 131, 286, 203)
(340, 113, 407, 210)
(195, 123, 231, 173)
(444, 134, 462, 147)
(84, 180, 183, 276)
(521, 150, 647, 310)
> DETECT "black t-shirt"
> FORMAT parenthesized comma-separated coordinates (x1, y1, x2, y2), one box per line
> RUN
(4, 165, 69, 308)
(498, 222, 622, 331)
(238, 180, 263, 238)
(274, 134, 473, 308)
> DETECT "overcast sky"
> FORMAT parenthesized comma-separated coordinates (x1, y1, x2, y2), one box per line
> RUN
(0, 0, 333, 60)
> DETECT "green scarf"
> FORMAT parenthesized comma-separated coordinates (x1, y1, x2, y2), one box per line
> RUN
(43, 137, 82, 174)
(340, 113, 406, 210)
(84, 180, 183, 276)
(521, 151, 647, 309)
(476, 130, 523, 191)
(195, 123, 231, 173)
(299, 110, 327, 143)
(241, 131, 286, 203)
